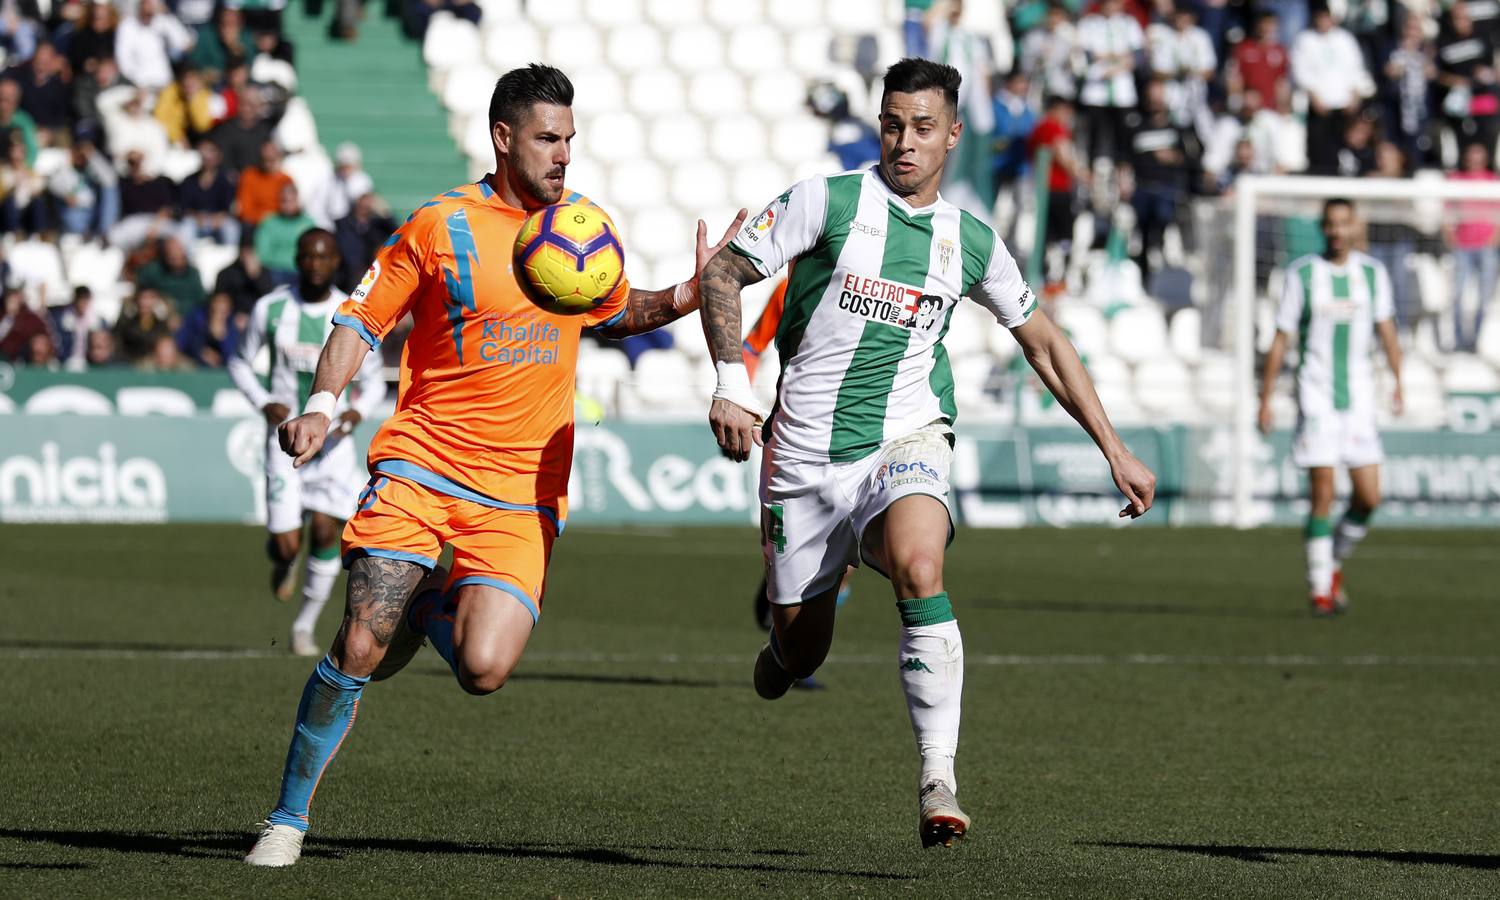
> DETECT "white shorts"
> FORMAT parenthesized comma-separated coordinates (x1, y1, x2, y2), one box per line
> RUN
(265, 429, 363, 534)
(760, 423, 955, 606)
(1291, 409, 1384, 470)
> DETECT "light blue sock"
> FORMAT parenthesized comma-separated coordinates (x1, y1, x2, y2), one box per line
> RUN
(266, 655, 369, 831)
(409, 588, 460, 679)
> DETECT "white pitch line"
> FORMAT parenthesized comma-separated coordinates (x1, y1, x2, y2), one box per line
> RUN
(2, 647, 1497, 667)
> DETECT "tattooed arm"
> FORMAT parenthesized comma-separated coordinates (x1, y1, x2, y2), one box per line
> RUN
(701, 249, 768, 461)
(591, 211, 748, 339)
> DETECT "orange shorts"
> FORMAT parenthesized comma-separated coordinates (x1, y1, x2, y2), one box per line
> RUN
(342, 461, 558, 624)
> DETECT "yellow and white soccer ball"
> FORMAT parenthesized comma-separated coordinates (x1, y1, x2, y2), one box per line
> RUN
(513, 202, 626, 315)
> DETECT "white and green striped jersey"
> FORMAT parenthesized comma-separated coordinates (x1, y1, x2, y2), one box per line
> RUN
(227, 284, 387, 419)
(729, 166, 1037, 463)
(1275, 251, 1394, 418)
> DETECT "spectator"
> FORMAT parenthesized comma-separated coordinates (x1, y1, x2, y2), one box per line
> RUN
(0, 3, 40, 64)
(189, 5, 251, 81)
(66, 0, 117, 75)
(903, 0, 934, 59)
(154, 65, 216, 147)
(1207, 138, 1258, 194)
(806, 81, 878, 170)
(1291, 8, 1371, 175)
(85, 328, 119, 367)
(136, 236, 207, 314)
(0, 78, 38, 166)
(215, 235, 275, 316)
(114, 0, 194, 92)
(49, 286, 108, 366)
(1259, 0, 1309, 49)
(334, 192, 395, 292)
(10, 40, 70, 142)
(236, 139, 292, 226)
(1020, 4, 1080, 105)
(1123, 78, 1199, 279)
(311, 141, 374, 226)
(403, 0, 481, 41)
(213, 88, 272, 173)
(181, 139, 239, 245)
(1366, 141, 1420, 327)
(110, 148, 184, 250)
(1383, 14, 1436, 168)
(114, 287, 176, 362)
(1336, 115, 1378, 177)
(1230, 14, 1290, 109)
(98, 88, 171, 165)
(137, 332, 194, 371)
(1447, 142, 1499, 352)
(991, 70, 1038, 195)
(1027, 96, 1080, 282)
(1202, 88, 1298, 180)
(1147, 4, 1215, 136)
(1344, 0, 1392, 72)
(71, 53, 126, 125)
(0, 288, 49, 362)
(47, 127, 120, 238)
(254, 182, 316, 285)
(176, 290, 239, 367)
(1077, 0, 1143, 168)
(26, 330, 59, 369)
(0, 140, 48, 236)
(1436, 2, 1499, 157)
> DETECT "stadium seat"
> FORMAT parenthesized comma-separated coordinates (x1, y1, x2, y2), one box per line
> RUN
(31, 147, 68, 180)
(666, 314, 707, 360)
(1400, 359, 1446, 427)
(483, 22, 541, 73)
(647, 0, 703, 27)
(687, 69, 748, 117)
(827, 68, 874, 120)
(605, 23, 665, 72)
(669, 160, 730, 209)
(1411, 254, 1451, 315)
(9, 240, 66, 304)
(576, 345, 631, 412)
(627, 68, 687, 117)
(65, 242, 124, 296)
(787, 27, 836, 78)
(283, 150, 334, 222)
(476, 0, 523, 22)
(569, 66, 627, 116)
(588, 111, 647, 160)
(194, 242, 239, 291)
(627, 207, 690, 260)
(943, 303, 990, 359)
(1168, 307, 1203, 364)
(825, 0, 885, 33)
(789, 152, 845, 180)
(727, 25, 786, 76)
(749, 70, 809, 118)
(953, 354, 995, 410)
(212, 389, 257, 418)
(1195, 352, 1236, 416)
(274, 98, 321, 155)
(649, 114, 708, 164)
(628, 348, 705, 412)
(1443, 356, 1500, 392)
(709, 115, 769, 164)
(607, 159, 668, 213)
(585, 0, 644, 26)
(1476, 317, 1500, 370)
(986, 315, 1019, 363)
(424, 15, 481, 71)
(462, 111, 494, 164)
(706, 0, 765, 27)
(526, 0, 583, 27)
(441, 62, 495, 116)
(1133, 357, 1198, 419)
(731, 161, 791, 209)
(1053, 302, 1108, 357)
(767, 0, 825, 29)
(666, 24, 724, 73)
(545, 22, 605, 71)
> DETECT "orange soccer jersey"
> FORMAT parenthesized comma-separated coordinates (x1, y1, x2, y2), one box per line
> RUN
(741, 279, 786, 380)
(334, 181, 629, 528)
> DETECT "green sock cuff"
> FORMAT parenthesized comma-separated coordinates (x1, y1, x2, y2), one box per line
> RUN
(1305, 516, 1333, 538)
(1345, 506, 1374, 526)
(311, 544, 342, 561)
(897, 593, 954, 627)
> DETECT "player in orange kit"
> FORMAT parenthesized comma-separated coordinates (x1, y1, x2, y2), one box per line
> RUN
(244, 64, 746, 867)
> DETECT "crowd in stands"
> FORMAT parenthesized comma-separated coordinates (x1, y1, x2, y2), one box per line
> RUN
(0, 0, 395, 372)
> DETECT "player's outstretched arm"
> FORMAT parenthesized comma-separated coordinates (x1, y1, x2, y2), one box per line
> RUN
(1011, 311, 1157, 518)
(1258, 331, 1290, 434)
(278, 325, 373, 468)
(593, 209, 748, 338)
(1376, 319, 1403, 416)
(701, 248, 769, 462)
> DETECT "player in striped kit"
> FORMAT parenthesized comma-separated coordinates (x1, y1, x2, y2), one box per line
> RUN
(228, 229, 387, 656)
(700, 58, 1157, 847)
(1258, 199, 1404, 616)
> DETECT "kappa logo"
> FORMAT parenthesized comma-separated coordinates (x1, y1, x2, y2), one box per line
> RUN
(351, 261, 381, 302)
(837, 273, 945, 330)
(900, 657, 934, 674)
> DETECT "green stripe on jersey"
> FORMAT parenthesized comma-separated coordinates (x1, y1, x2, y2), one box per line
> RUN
(957, 210, 994, 294)
(928, 303, 958, 422)
(775, 173, 863, 365)
(263, 297, 287, 392)
(1330, 272, 1350, 410)
(1361, 263, 1378, 314)
(296, 308, 326, 406)
(828, 201, 933, 461)
(1295, 261, 1313, 375)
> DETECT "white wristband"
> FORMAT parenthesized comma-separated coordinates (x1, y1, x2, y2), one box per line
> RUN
(712, 361, 770, 422)
(670, 280, 698, 314)
(303, 391, 337, 419)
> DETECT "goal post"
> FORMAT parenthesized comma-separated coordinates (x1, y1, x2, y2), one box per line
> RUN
(1229, 174, 1500, 528)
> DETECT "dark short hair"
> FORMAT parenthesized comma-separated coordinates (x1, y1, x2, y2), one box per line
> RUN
(1322, 198, 1353, 220)
(489, 64, 574, 128)
(881, 58, 961, 115)
(297, 226, 336, 249)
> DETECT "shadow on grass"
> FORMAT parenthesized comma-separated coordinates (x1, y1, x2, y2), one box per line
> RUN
(0, 861, 89, 870)
(1084, 840, 1500, 870)
(0, 829, 910, 881)
(972, 598, 1301, 620)
(476, 670, 733, 689)
(0, 638, 268, 654)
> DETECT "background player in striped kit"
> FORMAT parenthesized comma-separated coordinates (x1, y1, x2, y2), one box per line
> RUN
(699, 58, 1157, 848)
(228, 228, 386, 656)
(1258, 199, 1404, 615)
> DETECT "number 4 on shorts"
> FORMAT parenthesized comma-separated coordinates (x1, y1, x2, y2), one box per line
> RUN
(762, 503, 787, 555)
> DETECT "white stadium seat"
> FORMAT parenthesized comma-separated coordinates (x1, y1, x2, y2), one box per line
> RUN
(727, 25, 786, 75)
(709, 115, 769, 164)
(65, 243, 124, 292)
(462, 111, 493, 164)
(670, 160, 730, 209)
(273, 98, 319, 155)
(476, 0, 522, 23)
(706, 0, 765, 28)
(193, 242, 238, 291)
(942, 303, 989, 359)
(826, 0, 886, 34)
(563, 156, 609, 204)
(544, 23, 604, 71)
(687, 69, 747, 117)
(576, 345, 631, 410)
(1108, 305, 1168, 365)
(607, 159, 668, 213)
(1443, 356, 1500, 392)
(1083, 353, 1130, 391)
(666, 24, 724, 73)
(424, 16, 480, 71)
(569, 66, 626, 116)
(749, 70, 808, 118)
(629, 348, 704, 412)
(1053, 302, 1108, 357)
(647, 0, 703, 26)
(827, 68, 874, 120)
(587, 111, 647, 160)
(1195, 352, 1235, 416)
(9, 240, 66, 303)
(767, 0, 824, 29)
(648, 114, 708, 164)
(1133, 357, 1198, 419)
(1400, 358, 1446, 427)
(627, 207, 690, 260)
(585, 0, 644, 27)
(1168, 306, 1203, 364)
(789, 151, 845, 180)
(627, 68, 686, 117)
(442, 62, 496, 116)
(605, 23, 665, 72)
(484, 22, 541, 73)
(731, 161, 791, 209)
(771, 116, 830, 167)
(1476, 316, 1500, 370)
(526, 0, 583, 27)
(787, 27, 836, 78)
(666, 314, 708, 360)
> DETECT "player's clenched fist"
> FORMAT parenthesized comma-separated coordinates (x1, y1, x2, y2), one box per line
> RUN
(709, 397, 763, 462)
(278, 413, 330, 469)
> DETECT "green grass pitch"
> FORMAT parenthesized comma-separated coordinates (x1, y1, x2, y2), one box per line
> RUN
(1, 523, 1496, 898)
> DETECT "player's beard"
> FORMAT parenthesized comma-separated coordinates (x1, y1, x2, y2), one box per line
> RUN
(524, 165, 566, 206)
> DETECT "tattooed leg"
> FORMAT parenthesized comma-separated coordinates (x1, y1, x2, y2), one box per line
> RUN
(330, 556, 426, 677)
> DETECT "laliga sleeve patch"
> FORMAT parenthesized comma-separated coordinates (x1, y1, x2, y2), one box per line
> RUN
(351, 261, 382, 302)
(738, 204, 778, 247)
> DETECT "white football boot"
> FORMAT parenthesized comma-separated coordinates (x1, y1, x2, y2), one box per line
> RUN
(244, 822, 305, 867)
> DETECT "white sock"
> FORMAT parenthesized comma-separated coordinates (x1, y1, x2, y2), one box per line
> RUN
(898, 617, 964, 794)
(1333, 518, 1369, 563)
(293, 553, 342, 635)
(1306, 535, 1334, 597)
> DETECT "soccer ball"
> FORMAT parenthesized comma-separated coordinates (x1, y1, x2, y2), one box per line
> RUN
(513, 202, 626, 315)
